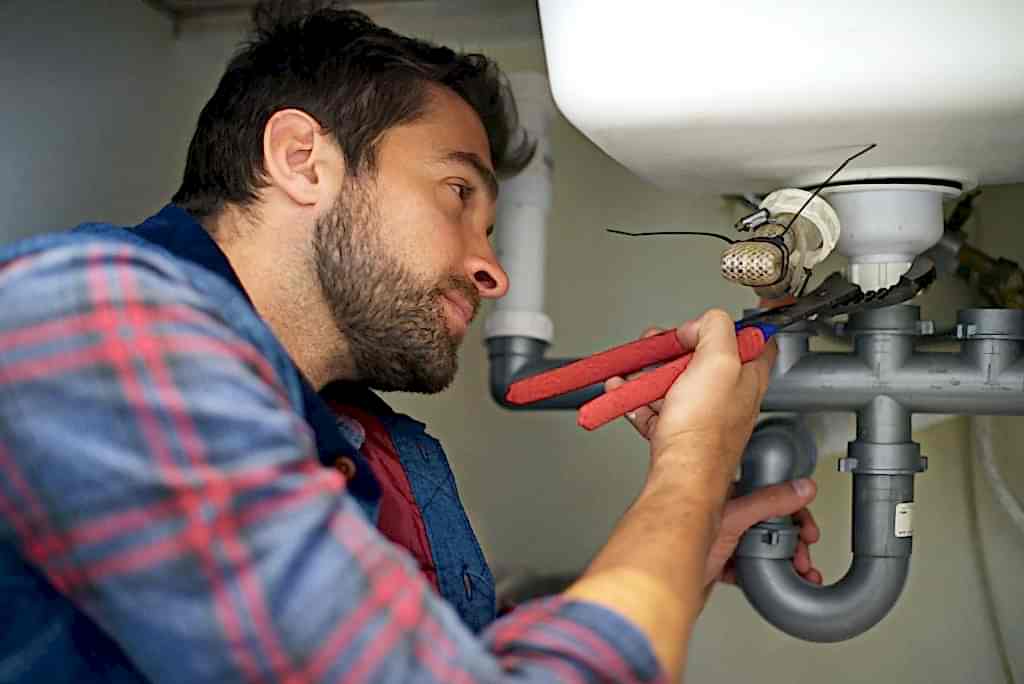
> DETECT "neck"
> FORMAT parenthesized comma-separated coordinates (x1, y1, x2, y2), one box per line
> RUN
(203, 204, 358, 390)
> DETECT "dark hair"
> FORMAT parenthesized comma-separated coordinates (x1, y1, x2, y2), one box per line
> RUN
(172, 1, 533, 218)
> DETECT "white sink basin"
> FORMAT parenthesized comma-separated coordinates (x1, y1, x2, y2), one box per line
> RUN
(538, 1, 1024, 192)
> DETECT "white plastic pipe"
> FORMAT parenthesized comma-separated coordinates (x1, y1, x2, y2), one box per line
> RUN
(483, 71, 555, 344)
(826, 187, 952, 290)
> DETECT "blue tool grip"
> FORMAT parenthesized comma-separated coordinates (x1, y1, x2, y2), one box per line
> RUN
(736, 320, 778, 339)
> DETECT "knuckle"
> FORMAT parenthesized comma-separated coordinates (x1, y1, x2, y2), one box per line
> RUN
(704, 308, 733, 328)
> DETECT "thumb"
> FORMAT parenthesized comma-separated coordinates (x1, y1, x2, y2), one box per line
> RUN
(723, 478, 817, 534)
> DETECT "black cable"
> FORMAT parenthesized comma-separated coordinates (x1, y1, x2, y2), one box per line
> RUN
(781, 143, 878, 234)
(610, 145, 877, 247)
(606, 228, 736, 244)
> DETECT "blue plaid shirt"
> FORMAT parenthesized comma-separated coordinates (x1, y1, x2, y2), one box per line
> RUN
(0, 211, 663, 683)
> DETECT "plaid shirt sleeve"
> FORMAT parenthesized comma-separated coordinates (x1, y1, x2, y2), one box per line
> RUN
(0, 242, 664, 684)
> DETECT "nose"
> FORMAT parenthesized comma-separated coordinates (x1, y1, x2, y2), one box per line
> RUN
(464, 246, 509, 300)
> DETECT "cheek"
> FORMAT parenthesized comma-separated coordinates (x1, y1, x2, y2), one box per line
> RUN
(377, 187, 464, 279)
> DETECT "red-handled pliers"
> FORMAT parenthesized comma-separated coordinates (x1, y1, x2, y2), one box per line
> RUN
(506, 324, 772, 430)
(503, 264, 924, 430)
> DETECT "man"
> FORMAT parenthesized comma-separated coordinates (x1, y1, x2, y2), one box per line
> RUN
(0, 3, 820, 682)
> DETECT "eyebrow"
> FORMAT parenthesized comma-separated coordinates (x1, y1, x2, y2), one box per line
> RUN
(437, 150, 499, 202)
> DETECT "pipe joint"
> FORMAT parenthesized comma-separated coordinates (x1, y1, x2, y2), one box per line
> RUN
(737, 523, 801, 560)
(840, 441, 927, 476)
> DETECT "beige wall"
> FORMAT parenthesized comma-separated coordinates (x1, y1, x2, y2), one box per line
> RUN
(4, 4, 1021, 682)
(0, 0, 190, 242)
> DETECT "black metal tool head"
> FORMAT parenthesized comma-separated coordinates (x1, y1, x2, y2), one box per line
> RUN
(828, 256, 937, 317)
(736, 255, 938, 331)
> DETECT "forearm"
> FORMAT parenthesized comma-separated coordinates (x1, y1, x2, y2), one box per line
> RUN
(565, 441, 732, 681)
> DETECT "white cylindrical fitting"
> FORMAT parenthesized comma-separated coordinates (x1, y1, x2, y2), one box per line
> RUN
(484, 71, 555, 343)
(826, 186, 955, 290)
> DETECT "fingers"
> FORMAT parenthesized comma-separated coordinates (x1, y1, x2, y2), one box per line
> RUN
(793, 507, 822, 584)
(721, 479, 818, 537)
(793, 507, 821, 544)
(794, 541, 823, 585)
(659, 310, 742, 414)
(605, 376, 659, 438)
(689, 309, 740, 366)
(674, 319, 701, 351)
(737, 331, 778, 403)
(624, 405, 658, 438)
(719, 486, 823, 588)
(793, 540, 811, 574)
(607, 325, 681, 438)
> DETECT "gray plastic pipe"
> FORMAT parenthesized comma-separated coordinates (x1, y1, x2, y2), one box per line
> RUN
(734, 399, 924, 642)
(761, 306, 1024, 415)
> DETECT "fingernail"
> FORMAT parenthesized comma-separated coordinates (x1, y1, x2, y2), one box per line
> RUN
(792, 478, 813, 497)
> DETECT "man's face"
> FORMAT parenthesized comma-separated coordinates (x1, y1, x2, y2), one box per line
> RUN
(313, 86, 507, 393)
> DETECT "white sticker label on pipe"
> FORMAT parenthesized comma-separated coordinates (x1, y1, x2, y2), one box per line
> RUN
(895, 503, 914, 538)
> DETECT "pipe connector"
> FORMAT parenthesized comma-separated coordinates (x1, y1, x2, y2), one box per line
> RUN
(839, 441, 928, 476)
(487, 336, 601, 410)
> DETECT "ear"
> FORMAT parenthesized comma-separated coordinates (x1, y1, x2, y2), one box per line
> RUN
(262, 109, 340, 207)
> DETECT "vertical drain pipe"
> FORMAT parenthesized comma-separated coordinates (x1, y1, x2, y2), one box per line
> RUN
(485, 72, 602, 409)
(735, 307, 929, 641)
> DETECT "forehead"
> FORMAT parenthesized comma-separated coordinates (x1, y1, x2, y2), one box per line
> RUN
(377, 85, 493, 169)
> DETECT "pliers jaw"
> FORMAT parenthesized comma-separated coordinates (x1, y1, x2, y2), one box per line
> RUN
(736, 254, 937, 333)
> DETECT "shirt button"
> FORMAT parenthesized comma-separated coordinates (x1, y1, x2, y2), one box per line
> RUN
(334, 456, 357, 480)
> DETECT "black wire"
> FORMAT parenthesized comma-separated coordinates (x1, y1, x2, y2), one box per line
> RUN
(794, 268, 813, 298)
(607, 143, 877, 247)
(606, 228, 736, 244)
(782, 143, 878, 234)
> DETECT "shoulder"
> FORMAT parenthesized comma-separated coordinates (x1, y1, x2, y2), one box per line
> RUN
(2, 232, 196, 290)
(0, 235, 301, 406)
(0, 237, 216, 335)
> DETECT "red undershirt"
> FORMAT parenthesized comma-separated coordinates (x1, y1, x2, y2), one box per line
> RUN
(326, 401, 440, 592)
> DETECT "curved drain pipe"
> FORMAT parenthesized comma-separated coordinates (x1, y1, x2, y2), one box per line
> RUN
(736, 400, 927, 641)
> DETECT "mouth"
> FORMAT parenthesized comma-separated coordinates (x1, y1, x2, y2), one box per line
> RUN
(441, 292, 475, 333)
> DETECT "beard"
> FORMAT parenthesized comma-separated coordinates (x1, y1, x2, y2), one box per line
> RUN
(312, 179, 480, 393)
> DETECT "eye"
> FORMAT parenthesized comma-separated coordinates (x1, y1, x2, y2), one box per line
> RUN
(450, 182, 476, 204)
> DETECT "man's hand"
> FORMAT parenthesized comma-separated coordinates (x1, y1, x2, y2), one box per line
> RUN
(606, 313, 772, 473)
(624, 312, 775, 480)
(606, 320, 822, 591)
(705, 480, 822, 589)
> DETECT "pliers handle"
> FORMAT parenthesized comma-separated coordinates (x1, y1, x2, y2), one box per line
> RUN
(505, 323, 772, 430)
